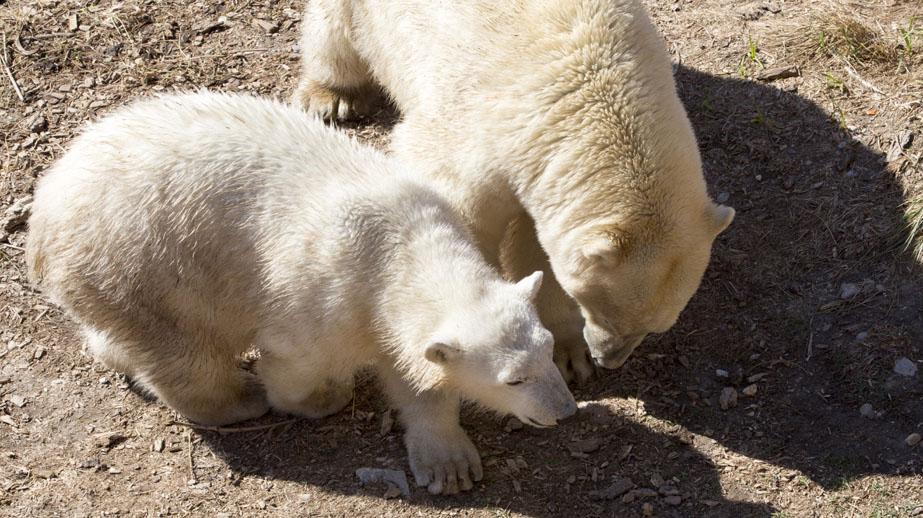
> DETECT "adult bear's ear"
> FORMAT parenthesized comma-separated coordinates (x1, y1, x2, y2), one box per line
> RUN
(579, 225, 632, 267)
(708, 204, 735, 235)
(424, 340, 462, 365)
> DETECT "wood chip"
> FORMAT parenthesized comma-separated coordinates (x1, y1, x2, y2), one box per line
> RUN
(756, 66, 799, 82)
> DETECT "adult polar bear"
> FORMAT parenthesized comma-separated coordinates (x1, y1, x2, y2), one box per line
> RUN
(295, 0, 734, 381)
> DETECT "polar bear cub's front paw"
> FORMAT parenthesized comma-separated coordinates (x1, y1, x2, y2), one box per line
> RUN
(405, 425, 483, 495)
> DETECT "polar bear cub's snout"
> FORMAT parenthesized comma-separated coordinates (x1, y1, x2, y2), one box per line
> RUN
(428, 271, 578, 426)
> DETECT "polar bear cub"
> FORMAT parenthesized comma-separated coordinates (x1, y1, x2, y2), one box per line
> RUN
(26, 91, 576, 494)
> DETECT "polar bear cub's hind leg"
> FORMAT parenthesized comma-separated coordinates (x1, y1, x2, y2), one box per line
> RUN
(82, 325, 139, 378)
(293, 0, 378, 121)
(89, 323, 269, 426)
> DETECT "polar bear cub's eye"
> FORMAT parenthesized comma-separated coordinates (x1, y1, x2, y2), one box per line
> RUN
(506, 379, 526, 386)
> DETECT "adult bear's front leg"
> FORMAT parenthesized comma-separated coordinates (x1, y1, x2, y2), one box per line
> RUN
(500, 213, 595, 384)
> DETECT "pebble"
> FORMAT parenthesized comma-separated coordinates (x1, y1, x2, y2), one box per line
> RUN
(153, 438, 165, 453)
(658, 484, 680, 496)
(859, 403, 877, 419)
(839, 283, 860, 299)
(504, 417, 523, 432)
(742, 384, 758, 397)
(719, 387, 738, 410)
(570, 438, 600, 454)
(9, 395, 26, 408)
(715, 369, 729, 378)
(588, 477, 633, 500)
(664, 495, 683, 506)
(94, 432, 126, 449)
(906, 433, 921, 447)
(894, 357, 918, 377)
(355, 468, 410, 497)
(642, 502, 654, 516)
(650, 472, 665, 487)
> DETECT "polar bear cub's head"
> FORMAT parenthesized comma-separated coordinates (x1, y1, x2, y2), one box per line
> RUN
(423, 271, 577, 427)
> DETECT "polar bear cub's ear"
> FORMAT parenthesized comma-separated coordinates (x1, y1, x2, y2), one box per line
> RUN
(708, 204, 735, 235)
(424, 339, 462, 364)
(515, 271, 544, 301)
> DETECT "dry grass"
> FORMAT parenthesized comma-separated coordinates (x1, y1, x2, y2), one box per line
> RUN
(777, 1, 921, 72)
(905, 174, 923, 261)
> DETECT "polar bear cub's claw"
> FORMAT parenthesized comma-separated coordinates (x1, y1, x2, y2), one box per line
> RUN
(406, 425, 483, 495)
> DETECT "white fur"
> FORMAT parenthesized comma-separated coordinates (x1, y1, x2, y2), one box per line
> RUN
(26, 91, 576, 494)
(295, 0, 734, 379)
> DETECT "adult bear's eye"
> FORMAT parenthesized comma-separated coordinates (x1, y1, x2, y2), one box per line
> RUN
(506, 380, 524, 386)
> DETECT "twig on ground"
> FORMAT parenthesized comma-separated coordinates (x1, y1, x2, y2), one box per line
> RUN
(1, 33, 26, 102)
(186, 432, 197, 484)
(12, 33, 37, 56)
(842, 62, 884, 95)
(170, 418, 301, 434)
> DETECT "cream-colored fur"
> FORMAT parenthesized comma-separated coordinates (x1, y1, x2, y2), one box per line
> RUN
(295, 0, 734, 381)
(26, 92, 576, 494)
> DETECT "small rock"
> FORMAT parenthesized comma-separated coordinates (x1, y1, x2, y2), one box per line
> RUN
(650, 472, 665, 487)
(623, 488, 659, 503)
(664, 495, 683, 506)
(94, 432, 127, 449)
(9, 395, 26, 408)
(839, 283, 860, 300)
(99, 376, 110, 385)
(642, 502, 655, 516)
(589, 477, 634, 500)
(658, 484, 680, 496)
(570, 438, 600, 454)
(894, 357, 917, 377)
(504, 417, 523, 432)
(742, 384, 758, 397)
(382, 483, 402, 499)
(33, 348, 46, 360)
(153, 438, 165, 453)
(27, 114, 48, 133)
(859, 403, 876, 419)
(719, 387, 738, 410)
(716, 192, 730, 203)
(355, 468, 410, 497)
(715, 369, 729, 378)
(252, 18, 280, 34)
(906, 433, 921, 447)
(107, 467, 121, 474)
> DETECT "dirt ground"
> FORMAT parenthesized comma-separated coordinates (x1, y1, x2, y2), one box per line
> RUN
(1, 0, 922, 516)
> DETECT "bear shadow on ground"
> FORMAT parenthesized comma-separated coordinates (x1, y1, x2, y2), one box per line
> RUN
(197, 387, 776, 518)
(593, 65, 922, 489)
(195, 63, 923, 517)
